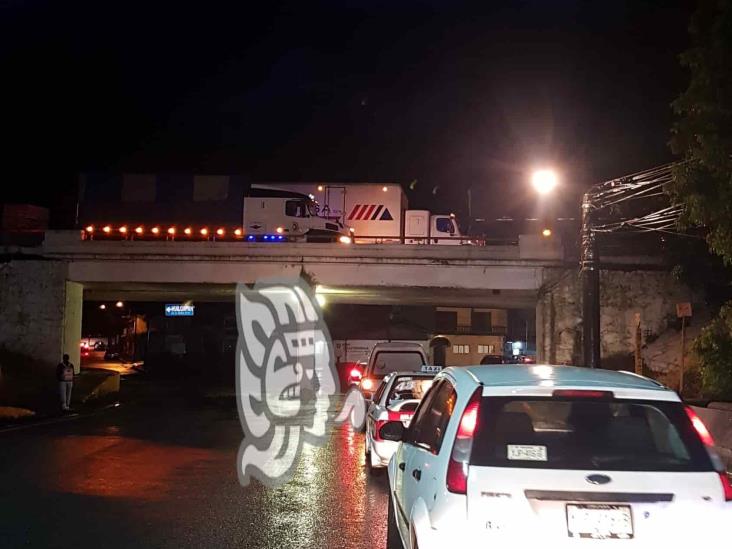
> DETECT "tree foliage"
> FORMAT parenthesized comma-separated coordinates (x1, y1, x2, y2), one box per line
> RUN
(670, 0, 732, 263)
(693, 303, 732, 399)
(671, 1, 732, 399)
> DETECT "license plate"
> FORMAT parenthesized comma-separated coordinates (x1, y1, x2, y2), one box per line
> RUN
(507, 444, 547, 461)
(566, 504, 633, 539)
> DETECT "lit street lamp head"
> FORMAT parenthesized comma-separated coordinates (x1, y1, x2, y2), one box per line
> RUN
(531, 169, 559, 195)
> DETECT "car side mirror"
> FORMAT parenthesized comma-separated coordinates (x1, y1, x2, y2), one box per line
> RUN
(379, 420, 405, 442)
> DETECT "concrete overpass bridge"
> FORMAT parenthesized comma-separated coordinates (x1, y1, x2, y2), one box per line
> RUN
(1, 230, 681, 373)
(43, 230, 565, 305)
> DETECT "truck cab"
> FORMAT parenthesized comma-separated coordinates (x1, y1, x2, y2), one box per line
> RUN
(243, 187, 350, 243)
(404, 210, 471, 245)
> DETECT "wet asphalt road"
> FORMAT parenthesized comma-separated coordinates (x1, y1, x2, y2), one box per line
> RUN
(0, 379, 388, 549)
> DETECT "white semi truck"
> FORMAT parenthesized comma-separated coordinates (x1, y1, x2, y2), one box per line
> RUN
(263, 183, 471, 245)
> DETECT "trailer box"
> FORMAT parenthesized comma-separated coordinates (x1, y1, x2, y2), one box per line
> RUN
(266, 183, 407, 242)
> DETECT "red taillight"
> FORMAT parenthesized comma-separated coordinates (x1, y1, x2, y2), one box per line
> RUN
(350, 368, 362, 379)
(685, 406, 715, 447)
(361, 378, 375, 391)
(685, 407, 731, 500)
(720, 473, 732, 502)
(458, 400, 479, 438)
(447, 388, 482, 494)
(446, 459, 469, 494)
(552, 389, 614, 399)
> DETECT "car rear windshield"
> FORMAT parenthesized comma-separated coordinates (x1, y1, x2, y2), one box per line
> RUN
(371, 351, 425, 377)
(386, 376, 434, 406)
(471, 397, 713, 472)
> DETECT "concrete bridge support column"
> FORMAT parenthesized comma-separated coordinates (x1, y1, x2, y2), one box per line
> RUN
(536, 267, 698, 370)
(536, 269, 582, 365)
(0, 260, 82, 372)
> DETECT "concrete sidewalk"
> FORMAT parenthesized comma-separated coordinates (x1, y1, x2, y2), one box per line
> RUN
(0, 367, 121, 429)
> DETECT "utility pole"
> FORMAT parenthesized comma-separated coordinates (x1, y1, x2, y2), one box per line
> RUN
(634, 312, 643, 375)
(580, 192, 601, 368)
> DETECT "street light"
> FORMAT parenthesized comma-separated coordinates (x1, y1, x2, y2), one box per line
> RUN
(115, 301, 124, 308)
(531, 169, 559, 195)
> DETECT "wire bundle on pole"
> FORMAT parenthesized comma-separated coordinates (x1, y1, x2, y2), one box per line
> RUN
(585, 162, 694, 237)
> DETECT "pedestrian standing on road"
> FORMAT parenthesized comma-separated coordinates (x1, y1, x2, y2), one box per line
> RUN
(56, 354, 74, 412)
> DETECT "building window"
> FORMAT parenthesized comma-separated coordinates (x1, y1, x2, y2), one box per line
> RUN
(193, 175, 229, 201)
(121, 174, 156, 202)
(478, 344, 496, 355)
(436, 311, 458, 333)
(472, 311, 492, 333)
(452, 344, 471, 354)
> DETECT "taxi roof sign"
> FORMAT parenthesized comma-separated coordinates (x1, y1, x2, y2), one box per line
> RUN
(421, 365, 442, 373)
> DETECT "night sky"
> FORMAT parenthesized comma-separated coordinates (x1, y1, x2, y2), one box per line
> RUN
(1, 0, 694, 222)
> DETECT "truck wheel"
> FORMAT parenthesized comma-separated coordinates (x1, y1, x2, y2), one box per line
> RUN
(386, 492, 403, 549)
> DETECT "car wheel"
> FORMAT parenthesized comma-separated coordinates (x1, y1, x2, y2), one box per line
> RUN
(386, 492, 403, 549)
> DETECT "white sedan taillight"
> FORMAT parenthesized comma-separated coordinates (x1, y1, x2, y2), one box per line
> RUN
(446, 388, 482, 494)
(685, 406, 732, 501)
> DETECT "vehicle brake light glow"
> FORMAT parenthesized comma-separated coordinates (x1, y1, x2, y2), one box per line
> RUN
(102, 225, 111, 234)
(458, 400, 479, 438)
(361, 378, 374, 391)
(151, 227, 160, 235)
(85, 225, 94, 233)
(184, 227, 192, 235)
(167, 227, 176, 235)
(720, 473, 732, 502)
(350, 368, 362, 379)
(200, 228, 209, 236)
(216, 228, 225, 236)
(234, 228, 243, 236)
(552, 389, 614, 399)
(685, 406, 715, 447)
(135, 226, 144, 235)
(119, 226, 127, 234)
(339, 235, 352, 244)
(447, 388, 482, 494)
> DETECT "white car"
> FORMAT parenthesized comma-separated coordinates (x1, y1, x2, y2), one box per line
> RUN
(365, 369, 439, 474)
(382, 365, 732, 549)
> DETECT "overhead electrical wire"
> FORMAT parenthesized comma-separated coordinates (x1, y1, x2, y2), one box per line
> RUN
(585, 162, 696, 237)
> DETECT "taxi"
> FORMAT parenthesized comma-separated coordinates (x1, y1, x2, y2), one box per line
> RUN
(364, 365, 440, 474)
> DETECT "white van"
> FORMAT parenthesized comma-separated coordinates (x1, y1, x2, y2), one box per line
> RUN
(358, 342, 429, 402)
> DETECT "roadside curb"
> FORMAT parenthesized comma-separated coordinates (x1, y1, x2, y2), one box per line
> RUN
(0, 401, 121, 434)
